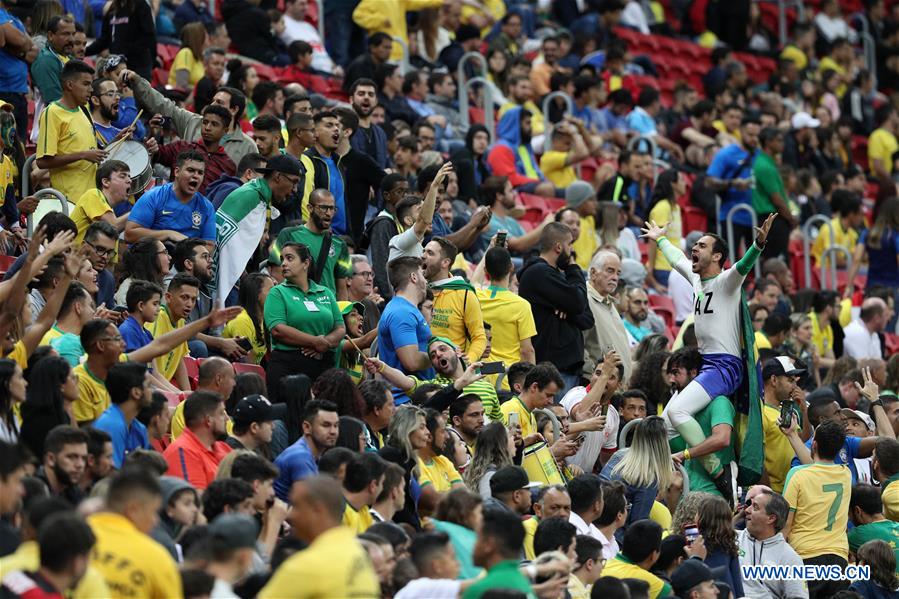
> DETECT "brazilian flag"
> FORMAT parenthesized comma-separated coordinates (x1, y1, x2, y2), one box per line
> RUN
(735, 289, 764, 486)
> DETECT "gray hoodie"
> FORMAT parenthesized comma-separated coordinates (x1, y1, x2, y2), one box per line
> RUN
(737, 529, 809, 598)
(150, 476, 199, 561)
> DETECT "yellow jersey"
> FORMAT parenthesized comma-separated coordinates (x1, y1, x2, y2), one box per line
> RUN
(869, 127, 898, 174)
(475, 286, 537, 368)
(417, 455, 462, 492)
(762, 402, 802, 493)
(647, 200, 682, 272)
(342, 500, 374, 534)
(37, 101, 98, 203)
(783, 462, 851, 559)
(573, 215, 597, 270)
(260, 525, 380, 599)
(539, 150, 577, 188)
(522, 516, 539, 560)
(500, 397, 537, 439)
(73, 361, 109, 423)
(809, 311, 834, 358)
(71, 188, 113, 243)
(88, 512, 183, 599)
(430, 285, 487, 364)
(167, 48, 205, 87)
(4, 340, 28, 370)
(811, 216, 859, 267)
(882, 475, 899, 522)
(602, 555, 672, 599)
(145, 306, 188, 381)
(0, 540, 111, 599)
(0, 154, 14, 211)
(222, 308, 267, 365)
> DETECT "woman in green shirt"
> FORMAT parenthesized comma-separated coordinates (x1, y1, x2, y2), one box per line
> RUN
(264, 242, 345, 401)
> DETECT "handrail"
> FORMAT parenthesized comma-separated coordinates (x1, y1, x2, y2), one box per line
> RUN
(618, 417, 642, 449)
(26, 189, 69, 237)
(820, 246, 852, 291)
(725, 204, 760, 278)
(676, 461, 690, 497)
(458, 52, 488, 123)
(21, 154, 35, 199)
(315, 0, 325, 43)
(541, 91, 573, 153)
(459, 76, 494, 135)
(391, 36, 410, 75)
(534, 408, 562, 442)
(715, 195, 722, 235)
(860, 32, 878, 89)
(753, 0, 805, 47)
(627, 136, 660, 184)
(802, 215, 835, 289)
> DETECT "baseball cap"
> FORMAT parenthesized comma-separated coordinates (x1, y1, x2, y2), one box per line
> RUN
(791, 111, 821, 130)
(209, 514, 258, 549)
(232, 394, 284, 427)
(671, 559, 726, 596)
(842, 408, 875, 432)
(338, 301, 365, 316)
(565, 181, 596, 209)
(489, 466, 542, 494)
(310, 93, 337, 110)
(761, 356, 806, 379)
(256, 154, 302, 177)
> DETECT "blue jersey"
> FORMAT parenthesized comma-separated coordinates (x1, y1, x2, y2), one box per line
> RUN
(0, 10, 28, 93)
(127, 183, 216, 241)
(707, 143, 756, 227)
(377, 296, 433, 402)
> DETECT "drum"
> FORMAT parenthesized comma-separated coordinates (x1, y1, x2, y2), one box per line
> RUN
(106, 140, 151, 194)
(522, 442, 564, 486)
(28, 189, 72, 236)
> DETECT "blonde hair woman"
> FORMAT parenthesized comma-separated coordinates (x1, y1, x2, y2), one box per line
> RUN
(600, 416, 674, 526)
(380, 404, 430, 530)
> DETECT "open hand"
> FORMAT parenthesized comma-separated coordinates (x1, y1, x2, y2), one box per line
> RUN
(207, 304, 243, 327)
(640, 220, 668, 242)
(755, 213, 777, 246)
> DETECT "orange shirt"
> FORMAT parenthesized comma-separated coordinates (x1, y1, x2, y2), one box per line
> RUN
(162, 428, 231, 490)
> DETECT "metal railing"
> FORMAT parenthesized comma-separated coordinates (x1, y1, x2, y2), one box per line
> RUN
(802, 215, 835, 288)
(534, 408, 562, 442)
(21, 154, 35, 199)
(715, 195, 722, 235)
(391, 36, 410, 74)
(725, 204, 761, 278)
(315, 0, 325, 43)
(820, 246, 853, 291)
(860, 32, 878, 89)
(457, 52, 488, 130)
(541, 91, 573, 153)
(628, 136, 660, 184)
(26, 189, 69, 237)
(618, 417, 642, 449)
(753, 0, 805, 47)
(459, 76, 495, 135)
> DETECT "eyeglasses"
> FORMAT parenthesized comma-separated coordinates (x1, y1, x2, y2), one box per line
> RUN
(85, 241, 116, 258)
(313, 204, 337, 213)
(157, 248, 170, 256)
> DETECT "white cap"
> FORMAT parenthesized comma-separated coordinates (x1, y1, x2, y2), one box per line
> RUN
(791, 111, 821, 130)
(841, 408, 875, 432)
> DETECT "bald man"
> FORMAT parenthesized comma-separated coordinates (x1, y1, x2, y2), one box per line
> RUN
(844, 298, 888, 360)
(170, 357, 236, 439)
(259, 476, 380, 598)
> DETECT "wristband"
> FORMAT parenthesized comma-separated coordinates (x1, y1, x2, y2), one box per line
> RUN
(871, 399, 884, 409)
(683, 448, 691, 461)
(378, 363, 385, 373)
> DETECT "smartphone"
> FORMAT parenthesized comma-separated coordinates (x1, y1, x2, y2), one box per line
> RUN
(683, 523, 699, 544)
(236, 337, 253, 352)
(779, 400, 794, 428)
(508, 412, 520, 429)
(479, 361, 506, 375)
(495, 230, 508, 248)
(113, 306, 129, 314)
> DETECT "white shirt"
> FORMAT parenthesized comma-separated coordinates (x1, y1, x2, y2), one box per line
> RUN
(281, 16, 335, 72)
(210, 579, 240, 599)
(814, 13, 858, 43)
(387, 227, 424, 262)
(395, 579, 462, 599)
(561, 387, 619, 473)
(843, 319, 882, 360)
(569, 512, 603, 541)
(667, 268, 694, 324)
(595, 527, 620, 561)
(621, 0, 650, 33)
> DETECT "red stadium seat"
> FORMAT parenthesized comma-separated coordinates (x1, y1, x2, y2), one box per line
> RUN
(653, 305, 676, 329)
(682, 206, 707, 235)
(234, 362, 266, 382)
(182, 356, 200, 390)
(885, 333, 899, 357)
(518, 193, 548, 211)
(648, 294, 675, 313)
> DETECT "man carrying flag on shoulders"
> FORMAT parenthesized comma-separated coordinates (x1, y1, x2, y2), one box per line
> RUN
(642, 214, 776, 503)
(211, 154, 302, 304)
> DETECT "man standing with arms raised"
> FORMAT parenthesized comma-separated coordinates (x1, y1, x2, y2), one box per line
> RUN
(643, 214, 775, 491)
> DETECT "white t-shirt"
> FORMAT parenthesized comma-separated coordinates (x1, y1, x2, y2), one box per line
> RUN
(570, 512, 604, 541)
(560, 387, 619, 473)
(395, 579, 462, 599)
(667, 269, 694, 324)
(843, 319, 882, 360)
(387, 228, 424, 262)
(281, 16, 335, 72)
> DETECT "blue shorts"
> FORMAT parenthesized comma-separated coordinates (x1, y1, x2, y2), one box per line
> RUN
(695, 353, 744, 399)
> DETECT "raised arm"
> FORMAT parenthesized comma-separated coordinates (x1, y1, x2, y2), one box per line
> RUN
(121, 70, 198, 140)
(413, 162, 452, 237)
(734, 213, 776, 277)
(642, 220, 693, 281)
(128, 305, 242, 363)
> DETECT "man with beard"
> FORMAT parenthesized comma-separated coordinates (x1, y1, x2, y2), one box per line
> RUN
(270, 189, 350, 299)
(422, 237, 487, 365)
(334, 107, 387, 243)
(273, 400, 340, 501)
(479, 176, 549, 252)
(93, 362, 153, 469)
(296, 111, 349, 235)
(349, 78, 388, 169)
(488, 106, 559, 198)
(169, 237, 248, 360)
(38, 426, 88, 505)
(518, 223, 593, 398)
(30, 15, 74, 105)
(155, 104, 236, 195)
(252, 115, 283, 160)
(622, 286, 652, 344)
(125, 150, 216, 243)
(163, 390, 233, 490)
(429, 337, 499, 422)
(378, 257, 433, 384)
(449, 394, 485, 456)
(89, 78, 131, 146)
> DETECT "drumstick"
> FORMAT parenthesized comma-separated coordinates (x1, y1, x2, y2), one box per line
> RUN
(344, 334, 365, 354)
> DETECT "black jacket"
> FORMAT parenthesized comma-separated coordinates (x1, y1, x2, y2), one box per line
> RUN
(222, 0, 277, 64)
(337, 148, 386, 244)
(85, 0, 156, 76)
(517, 257, 593, 373)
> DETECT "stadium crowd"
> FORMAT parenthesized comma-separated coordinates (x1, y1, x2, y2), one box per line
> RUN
(3, 0, 899, 598)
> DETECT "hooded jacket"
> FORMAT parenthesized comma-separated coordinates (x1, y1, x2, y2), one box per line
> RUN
(221, 0, 278, 64)
(737, 529, 809, 598)
(150, 476, 198, 561)
(486, 106, 544, 188)
(517, 256, 593, 373)
(205, 174, 243, 210)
